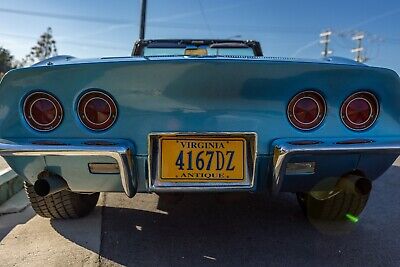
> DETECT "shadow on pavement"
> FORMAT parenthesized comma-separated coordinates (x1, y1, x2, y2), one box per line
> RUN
(99, 193, 315, 266)
(50, 165, 400, 266)
(0, 206, 35, 241)
(50, 206, 103, 254)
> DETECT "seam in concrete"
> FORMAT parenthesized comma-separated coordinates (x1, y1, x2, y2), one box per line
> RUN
(98, 193, 107, 266)
(0, 202, 31, 216)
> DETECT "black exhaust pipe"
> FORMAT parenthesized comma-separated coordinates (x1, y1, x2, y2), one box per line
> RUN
(337, 174, 372, 196)
(34, 171, 69, 197)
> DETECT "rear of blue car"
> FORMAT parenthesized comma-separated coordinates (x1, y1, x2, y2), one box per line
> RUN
(0, 56, 399, 221)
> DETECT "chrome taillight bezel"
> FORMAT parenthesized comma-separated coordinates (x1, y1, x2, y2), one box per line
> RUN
(77, 90, 117, 131)
(287, 91, 326, 131)
(340, 91, 379, 131)
(23, 91, 63, 132)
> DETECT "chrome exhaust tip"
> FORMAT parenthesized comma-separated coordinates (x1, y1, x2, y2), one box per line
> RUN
(34, 171, 69, 197)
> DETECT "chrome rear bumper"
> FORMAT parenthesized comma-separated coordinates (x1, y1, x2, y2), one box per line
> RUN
(0, 139, 137, 197)
(1, 137, 399, 196)
(272, 138, 400, 193)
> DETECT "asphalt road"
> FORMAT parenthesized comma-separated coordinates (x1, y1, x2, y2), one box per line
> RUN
(0, 158, 399, 266)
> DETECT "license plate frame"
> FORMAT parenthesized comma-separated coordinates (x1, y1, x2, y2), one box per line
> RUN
(148, 132, 257, 191)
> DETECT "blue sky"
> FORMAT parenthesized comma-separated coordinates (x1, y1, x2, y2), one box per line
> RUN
(0, 0, 399, 73)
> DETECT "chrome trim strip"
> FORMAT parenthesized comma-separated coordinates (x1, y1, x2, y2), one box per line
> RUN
(148, 132, 257, 192)
(0, 140, 136, 197)
(272, 138, 400, 193)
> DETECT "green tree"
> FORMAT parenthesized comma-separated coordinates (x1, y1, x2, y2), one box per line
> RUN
(23, 27, 58, 65)
(0, 47, 14, 78)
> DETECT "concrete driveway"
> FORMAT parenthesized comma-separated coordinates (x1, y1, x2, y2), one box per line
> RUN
(0, 158, 399, 266)
(0, 157, 8, 171)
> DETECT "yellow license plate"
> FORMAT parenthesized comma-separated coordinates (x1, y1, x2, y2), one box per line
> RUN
(160, 136, 246, 182)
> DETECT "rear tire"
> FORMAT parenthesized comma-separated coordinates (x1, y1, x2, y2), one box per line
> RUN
(25, 182, 99, 219)
(296, 187, 370, 221)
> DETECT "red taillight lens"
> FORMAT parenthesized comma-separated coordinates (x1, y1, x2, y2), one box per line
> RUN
(78, 91, 117, 131)
(341, 92, 379, 131)
(23, 92, 63, 131)
(287, 91, 326, 130)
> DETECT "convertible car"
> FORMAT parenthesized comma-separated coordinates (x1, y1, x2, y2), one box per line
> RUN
(0, 39, 399, 222)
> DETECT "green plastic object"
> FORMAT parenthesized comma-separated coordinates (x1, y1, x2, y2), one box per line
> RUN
(346, 213, 359, 223)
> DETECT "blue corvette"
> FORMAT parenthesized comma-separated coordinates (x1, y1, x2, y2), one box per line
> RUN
(0, 39, 399, 222)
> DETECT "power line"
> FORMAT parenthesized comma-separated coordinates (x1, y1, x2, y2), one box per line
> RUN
(318, 29, 392, 62)
(147, 21, 317, 34)
(0, 32, 129, 51)
(0, 7, 134, 24)
(198, 0, 213, 37)
(0, 7, 321, 34)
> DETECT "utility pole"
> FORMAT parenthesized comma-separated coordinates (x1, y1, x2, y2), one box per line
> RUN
(351, 32, 367, 63)
(320, 30, 332, 57)
(139, 0, 147, 40)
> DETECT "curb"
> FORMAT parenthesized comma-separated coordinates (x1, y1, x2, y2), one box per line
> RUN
(0, 168, 24, 206)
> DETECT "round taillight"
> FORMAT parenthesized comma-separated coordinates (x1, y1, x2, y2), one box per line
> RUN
(78, 91, 117, 131)
(23, 92, 63, 131)
(341, 92, 379, 131)
(287, 91, 326, 130)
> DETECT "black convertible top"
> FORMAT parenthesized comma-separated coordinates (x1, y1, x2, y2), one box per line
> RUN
(132, 39, 263, 56)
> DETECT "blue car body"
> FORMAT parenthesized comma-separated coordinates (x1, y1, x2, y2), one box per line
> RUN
(0, 54, 399, 197)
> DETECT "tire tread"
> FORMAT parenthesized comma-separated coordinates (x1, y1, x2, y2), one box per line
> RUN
(24, 182, 99, 219)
